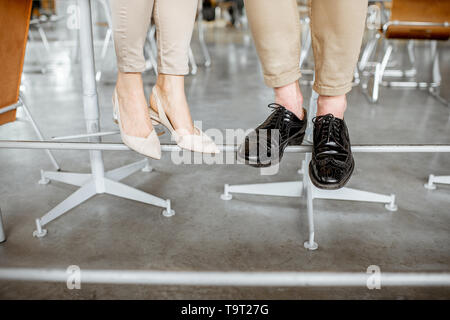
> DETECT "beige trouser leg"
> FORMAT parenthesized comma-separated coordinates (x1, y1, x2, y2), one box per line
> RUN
(244, 0, 368, 96)
(110, 0, 198, 75)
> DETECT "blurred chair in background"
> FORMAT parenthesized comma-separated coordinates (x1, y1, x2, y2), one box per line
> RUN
(360, 0, 450, 106)
(26, 0, 67, 74)
(296, 0, 360, 87)
(0, 0, 59, 170)
(197, 0, 212, 67)
(95, 0, 211, 81)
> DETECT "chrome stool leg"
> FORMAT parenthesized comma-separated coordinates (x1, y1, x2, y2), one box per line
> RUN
(0, 208, 6, 243)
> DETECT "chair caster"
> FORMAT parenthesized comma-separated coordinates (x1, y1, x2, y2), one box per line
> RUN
(221, 184, 233, 200)
(385, 194, 398, 212)
(385, 203, 398, 212)
(162, 200, 175, 217)
(304, 241, 318, 251)
(220, 193, 232, 201)
(38, 170, 50, 185)
(38, 178, 50, 185)
(33, 229, 47, 238)
(424, 175, 437, 190)
(424, 183, 437, 190)
(33, 219, 47, 238)
(141, 164, 153, 173)
(162, 209, 175, 217)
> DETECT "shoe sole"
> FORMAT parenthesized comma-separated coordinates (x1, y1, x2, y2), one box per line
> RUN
(237, 130, 306, 168)
(308, 157, 355, 190)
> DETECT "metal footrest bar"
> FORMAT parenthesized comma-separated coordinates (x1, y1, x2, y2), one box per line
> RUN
(0, 268, 449, 287)
(1, 141, 450, 153)
(52, 131, 119, 140)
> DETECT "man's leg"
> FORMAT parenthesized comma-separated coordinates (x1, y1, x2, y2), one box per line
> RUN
(238, 0, 307, 167)
(311, 0, 368, 117)
(244, 0, 303, 119)
(309, 0, 368, 189)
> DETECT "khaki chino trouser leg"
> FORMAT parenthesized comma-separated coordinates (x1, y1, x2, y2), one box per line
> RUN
(244, 0, 368, 96)
(110, 0, 198, 75)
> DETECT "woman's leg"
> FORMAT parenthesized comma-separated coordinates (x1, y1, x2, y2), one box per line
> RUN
(150, 0, 198, 134)
(110, 0, 154, 137)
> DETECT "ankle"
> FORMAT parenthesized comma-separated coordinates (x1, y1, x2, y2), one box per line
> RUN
(156, 74, 185, 94)
(274, 81, 304, 120)
(153, 75, 188, 114)
(317, 95, 347, 119)
(116, 72, 144, 96)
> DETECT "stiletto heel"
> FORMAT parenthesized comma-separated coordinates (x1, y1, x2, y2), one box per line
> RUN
(149, 86, 220, 154)
(112, 89, 161, 159)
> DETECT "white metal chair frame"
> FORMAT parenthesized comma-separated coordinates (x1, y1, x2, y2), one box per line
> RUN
(0, 95, 60, 171)
(26, 15, 67, 74)
(360, 13, 449, 106)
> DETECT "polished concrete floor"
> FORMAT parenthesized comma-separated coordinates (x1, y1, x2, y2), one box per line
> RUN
(0, 23, 449, 299)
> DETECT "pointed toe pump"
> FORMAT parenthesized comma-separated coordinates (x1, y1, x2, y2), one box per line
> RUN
(149, 87, 220, 154)
(113, 89, 161, 159)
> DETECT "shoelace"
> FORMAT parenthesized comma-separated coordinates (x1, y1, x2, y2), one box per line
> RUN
(312, 114, 346, 151)
(266, 103, 293, 141)
(267, 103, 286, 127)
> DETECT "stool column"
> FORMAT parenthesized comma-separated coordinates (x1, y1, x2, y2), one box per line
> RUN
(0, 208, 6, 243)
(78, 0, 105, 192)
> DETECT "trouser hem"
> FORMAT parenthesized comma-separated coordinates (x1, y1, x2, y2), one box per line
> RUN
(313, 83, 353, 96)
(264, 69, 302, 88)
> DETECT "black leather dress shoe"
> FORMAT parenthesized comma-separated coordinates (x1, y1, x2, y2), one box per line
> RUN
(309, 114, 354, 189)
(237, 103, 307, 167)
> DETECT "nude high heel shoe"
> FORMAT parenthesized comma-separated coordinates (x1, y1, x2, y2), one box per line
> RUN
(113, 89, 161, 159)
(149, 86, 220, 154)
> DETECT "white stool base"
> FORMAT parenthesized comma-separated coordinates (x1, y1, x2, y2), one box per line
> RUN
(222, 156, 396, 251)
(424, 174, 450, 190)
(36, 159, 174, 237)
